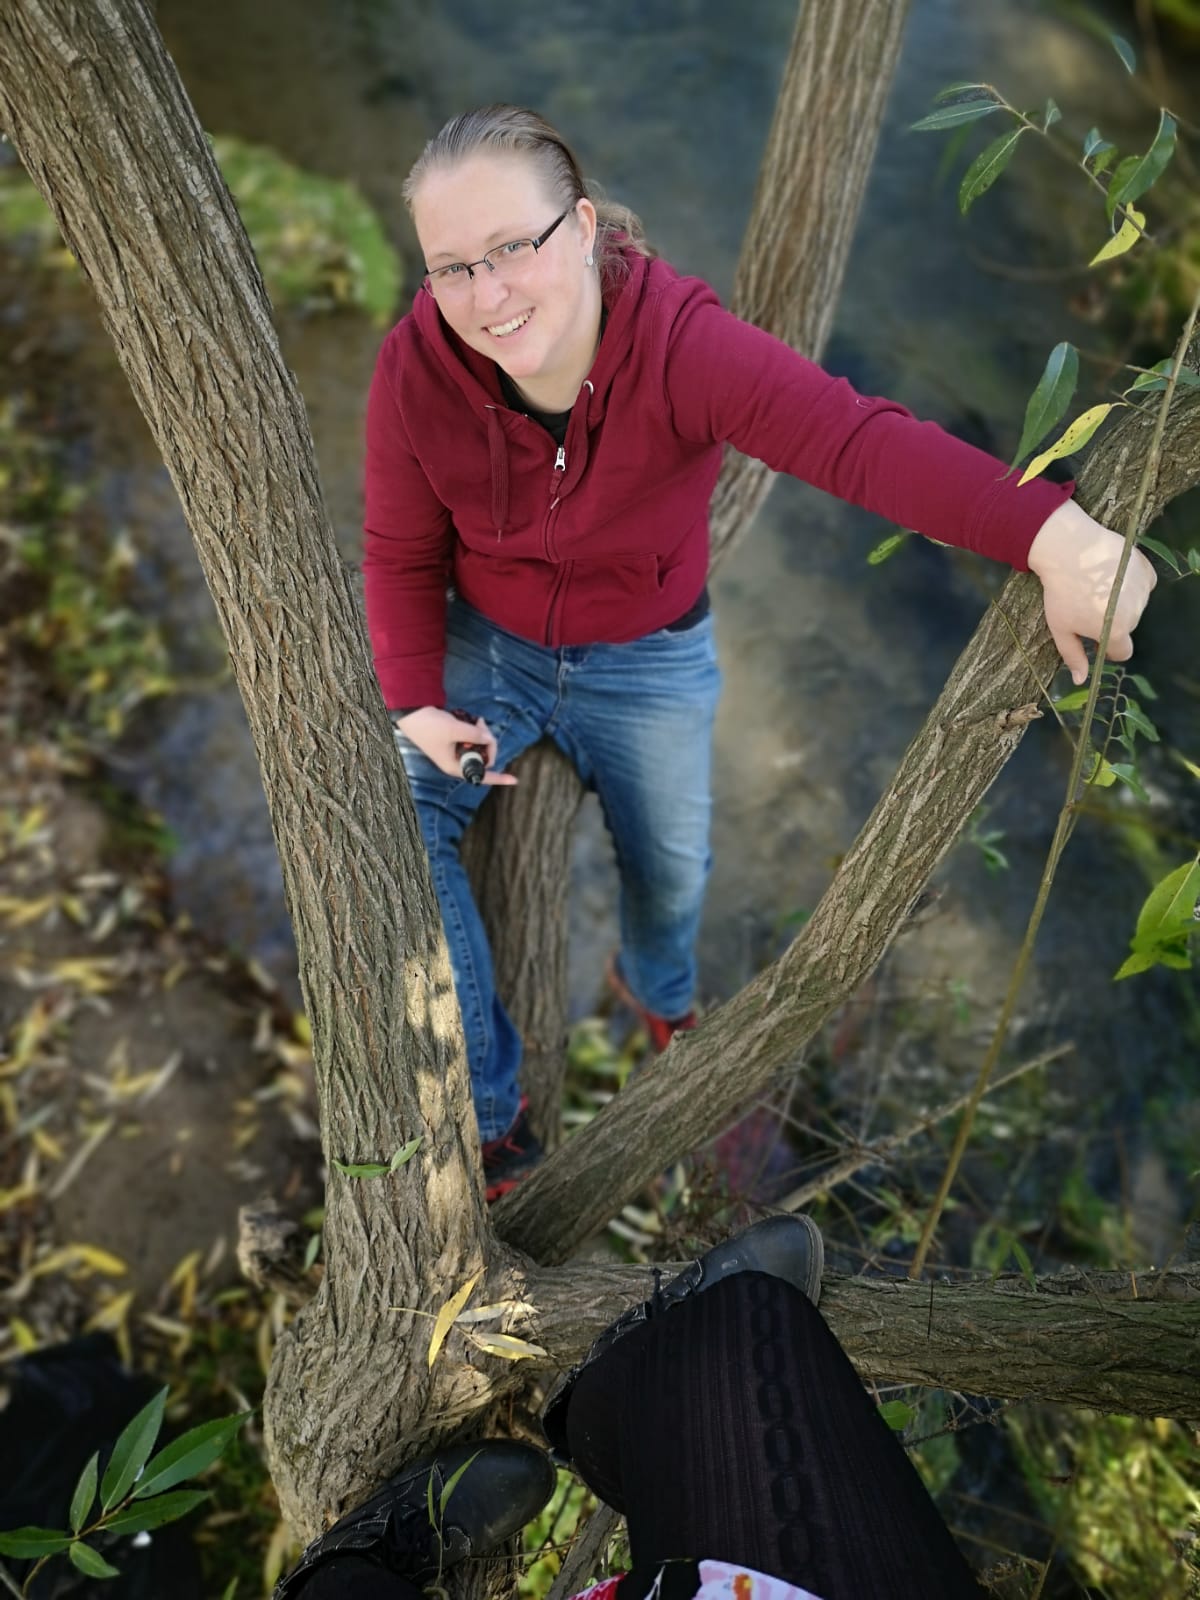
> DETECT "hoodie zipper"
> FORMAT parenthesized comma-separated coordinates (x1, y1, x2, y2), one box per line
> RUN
(543, 445, 566, 560)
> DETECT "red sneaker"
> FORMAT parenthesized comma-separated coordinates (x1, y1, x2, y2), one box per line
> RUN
(481, 1097, 544, 1203)
(605, 954, 697, 1054)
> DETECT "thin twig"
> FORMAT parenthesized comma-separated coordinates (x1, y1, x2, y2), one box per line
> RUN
(0, 1563, 23, 1600)
(909, 286, 1200, 1281)
(777, 1043, 1071, 1215)
(545, 1506, 622, 1600)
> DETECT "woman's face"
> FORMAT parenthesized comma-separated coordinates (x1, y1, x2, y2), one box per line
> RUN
(412, 152, 597, 388)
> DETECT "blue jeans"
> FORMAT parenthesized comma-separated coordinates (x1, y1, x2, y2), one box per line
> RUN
(395, 599, 722, 1141)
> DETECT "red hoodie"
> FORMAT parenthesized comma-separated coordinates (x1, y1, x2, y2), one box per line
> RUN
(363, 252, 1072, 709)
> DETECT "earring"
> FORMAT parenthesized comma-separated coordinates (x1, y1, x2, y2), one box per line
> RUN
(585, 253, 594, 268)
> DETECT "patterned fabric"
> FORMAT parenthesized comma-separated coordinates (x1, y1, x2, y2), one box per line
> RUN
(569, 1559, 824, 1600)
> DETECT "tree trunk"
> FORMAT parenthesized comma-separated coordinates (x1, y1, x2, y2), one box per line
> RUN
(467, 0, 914, 1141)
(242, 1217, 1200, 1423)
(0, 0, 488, 1532)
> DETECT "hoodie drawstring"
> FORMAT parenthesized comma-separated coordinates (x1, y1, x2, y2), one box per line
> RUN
(484, 405, 509, 540)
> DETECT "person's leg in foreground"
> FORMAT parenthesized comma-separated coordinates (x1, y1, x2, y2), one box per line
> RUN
(544, 1215, 985, 1600)
(273, 1439, 555, 1598)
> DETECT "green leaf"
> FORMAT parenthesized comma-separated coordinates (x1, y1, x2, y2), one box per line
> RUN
(1133, 859, 1200, 945)
(1091, 145, 1119, 177)
(1011, 343, 1078, 470)
(1138, 535, 1181, 573)
(1105, 762, 1149, 801)
(69, 1541, 120, 1580)
(100, 1388, 167, 1510)
(438, 1450, 481, 1518)
(1043, 98, 1061, 132)
(1110, 32, 1136, 73)
(933, 81, 991, 103)
(389, 1136, 423, 1172)
(1082, 127, 1113, 162)
(1053, 688, 1089, 712)
(0, 1527, 73, 1557)
(1011, 1239, 1037, 1289)
(331, 1158, 391, 1178)
(133, 1412, 248, 1499)
(70, 1453, 100, 1535)
(1189, 548, 1200, 574)
(878, 1400, 915, 1431)
(1129, 674, 1157, 700)
(867, 531, 911, 565)
(1108, 111, 1177, 215)
(1115, 948, 1160, 980)
(222, 1582, 240, 1599)
(1087, 755, 1118, 787)
(1105, 155, 1141, 222)
(911, 100, 1003, 132)
(1122, 702, 1160, 742)
(1090, 206, 1145, 266)
(105, 1490, 209, 1535)
(1018, 402, 1112, 486)
(959, 127, 1024, 214)
(302, 1231, 321, 1271)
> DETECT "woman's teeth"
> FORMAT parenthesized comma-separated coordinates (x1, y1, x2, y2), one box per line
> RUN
(487, 310, 532, 337)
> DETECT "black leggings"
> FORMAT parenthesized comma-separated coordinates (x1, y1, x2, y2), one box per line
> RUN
(303, 1273, 983, 1600)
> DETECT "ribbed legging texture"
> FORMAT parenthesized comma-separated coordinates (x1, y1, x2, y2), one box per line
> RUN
(565, 1272, 985, 1600)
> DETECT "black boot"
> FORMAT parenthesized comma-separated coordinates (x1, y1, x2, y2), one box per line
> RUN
(274, 1439, 556, 1597)
(542, 1213, 823, 1464)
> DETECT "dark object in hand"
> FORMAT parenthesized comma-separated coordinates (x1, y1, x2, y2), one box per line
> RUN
(449, 707, 488, 785)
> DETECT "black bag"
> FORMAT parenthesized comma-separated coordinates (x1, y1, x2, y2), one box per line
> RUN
(0, 1334, 204, 1599)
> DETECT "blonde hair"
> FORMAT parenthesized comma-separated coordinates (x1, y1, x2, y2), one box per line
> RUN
(403, 105, 655, 287)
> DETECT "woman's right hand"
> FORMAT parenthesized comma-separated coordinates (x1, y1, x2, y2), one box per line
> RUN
(392, 707, 518, 786)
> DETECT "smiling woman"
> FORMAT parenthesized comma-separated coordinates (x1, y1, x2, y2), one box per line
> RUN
(360, 102, 1155, 1204)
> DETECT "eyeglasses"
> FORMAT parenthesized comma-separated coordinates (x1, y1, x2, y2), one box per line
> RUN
(423, 208, 572, 299)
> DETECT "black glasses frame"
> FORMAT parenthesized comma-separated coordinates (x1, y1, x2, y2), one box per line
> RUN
(423, 207, 573, 292)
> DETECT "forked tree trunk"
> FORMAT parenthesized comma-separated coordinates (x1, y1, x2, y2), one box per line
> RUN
(4, 0, 1199, 1548)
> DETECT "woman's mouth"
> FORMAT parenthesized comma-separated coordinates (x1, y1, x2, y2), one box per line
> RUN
(485, 309, 534, 338)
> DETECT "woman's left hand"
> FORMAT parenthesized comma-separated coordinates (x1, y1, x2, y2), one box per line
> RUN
(1026, 499, 1157, 685)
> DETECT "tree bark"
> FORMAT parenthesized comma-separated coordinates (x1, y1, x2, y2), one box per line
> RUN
(242, 1211, 1200, 1422)
(0, 0, 488, 1532)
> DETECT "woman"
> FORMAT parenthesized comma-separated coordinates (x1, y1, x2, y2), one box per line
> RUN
(363, 106, 1155, 1199)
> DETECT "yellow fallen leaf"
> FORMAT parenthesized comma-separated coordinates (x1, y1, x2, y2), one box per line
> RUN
(0, 894, 58, 927)
(9, 1317, 38, 1353)
(13, 806, 47, 845)
(0, 1181, 38, 1214)
(263, 1518, 299, 1591)
(52, 957, 120, 995)
(454, 1300, 539, 1324)
(465, 1331, 548, 1362)
(85, 1290, 134, 1365)
(161, 960, 189, 990)
(59, 895, 89, 926)
(31, 1127, 63, 1162)
(31, 1242, 128, 1279)
(427, 1271, 482, 1370)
